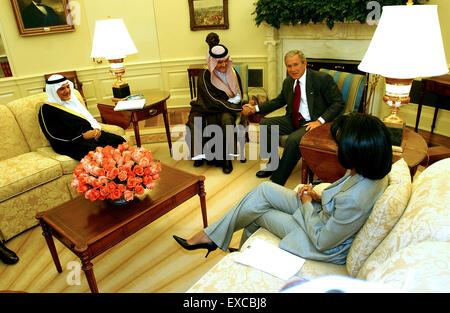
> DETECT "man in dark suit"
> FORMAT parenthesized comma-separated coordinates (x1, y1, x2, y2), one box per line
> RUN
(242, 50, 344, 186)
(21, 0, 65, 29)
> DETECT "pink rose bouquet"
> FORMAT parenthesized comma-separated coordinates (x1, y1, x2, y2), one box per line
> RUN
(71, 142, 162, 202)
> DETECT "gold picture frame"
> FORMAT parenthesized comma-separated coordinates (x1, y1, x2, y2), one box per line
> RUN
(10, 0, 75, 36)
(188, 0, 229, 31)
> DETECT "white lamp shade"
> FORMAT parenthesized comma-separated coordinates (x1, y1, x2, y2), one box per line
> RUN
(90, 18, 138, 59)
(358, 5, 448, 78)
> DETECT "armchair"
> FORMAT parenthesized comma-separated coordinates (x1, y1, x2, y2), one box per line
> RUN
(278, 69, 366, 147)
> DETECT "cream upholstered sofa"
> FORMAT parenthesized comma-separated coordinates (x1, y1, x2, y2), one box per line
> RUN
(0, 91, 127, 242)
(188, 158, 450, 293)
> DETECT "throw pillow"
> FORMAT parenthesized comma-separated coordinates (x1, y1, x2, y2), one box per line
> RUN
(346, 158, 411, 277)
(357, 158, 450, 280)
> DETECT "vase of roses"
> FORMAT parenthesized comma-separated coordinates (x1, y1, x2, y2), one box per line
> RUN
(71, 142, 161, 204)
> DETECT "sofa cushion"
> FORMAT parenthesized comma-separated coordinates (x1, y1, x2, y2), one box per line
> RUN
(357, 158, 450, 280)
(241, 227, 348, 281)
(346, 158, 411, 277)
(0, 105, 30, 161)
(364, 241, 450, 292)
(186, 252, 287, 293)
(0, 152, 63, 202)
(6, 93, 50, 151)
(36, 147, 79, 175)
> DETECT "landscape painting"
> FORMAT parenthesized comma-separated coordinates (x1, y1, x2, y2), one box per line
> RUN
(189, 0, 229, 31)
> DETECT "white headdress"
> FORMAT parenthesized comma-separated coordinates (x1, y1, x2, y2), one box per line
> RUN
(45, 74, 101, 130)
(206, 45, 239, 98)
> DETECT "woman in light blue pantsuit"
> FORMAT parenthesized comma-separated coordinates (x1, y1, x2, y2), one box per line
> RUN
(174, 113, 393, 264)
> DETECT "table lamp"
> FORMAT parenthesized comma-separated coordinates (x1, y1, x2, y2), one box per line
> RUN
(358, 1, 448, 146)
(90, 18, 138, 103)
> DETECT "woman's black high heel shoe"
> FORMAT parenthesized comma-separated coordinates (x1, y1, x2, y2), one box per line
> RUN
(173, 235, 218, 258)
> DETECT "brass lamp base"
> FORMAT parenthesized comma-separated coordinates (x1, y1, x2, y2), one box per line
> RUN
(385, 121, 405, 147)
(109, 58, 131, 103)
(112, 83, 130, 102)
(383, 104, 404, 147)
(382, 77, 414, 149)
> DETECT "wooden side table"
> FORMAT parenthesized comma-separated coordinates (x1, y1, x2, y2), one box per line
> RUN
(414, 74, 450, 134)
(299, 123, 428, 184)
(97, 90, 171, 152)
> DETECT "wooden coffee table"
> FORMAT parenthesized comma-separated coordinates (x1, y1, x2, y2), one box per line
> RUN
(36, 163, 207, 293)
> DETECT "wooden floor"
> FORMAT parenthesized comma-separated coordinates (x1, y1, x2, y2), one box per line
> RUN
(1, 109, 448, 293)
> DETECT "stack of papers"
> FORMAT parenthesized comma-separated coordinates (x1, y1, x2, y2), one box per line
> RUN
(114, 99, 146, 111)
(233, 238, 305, 281)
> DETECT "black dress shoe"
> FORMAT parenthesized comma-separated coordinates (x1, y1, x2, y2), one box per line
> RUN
(222, 160, 233, 174)
(228, 247, 239, 253)
(240, 157, 247, 163)
(0, 242, 19, 265)
(173, 235, 218, 258)
(256, 169, 273, 178)
(193, 160, 204, 167)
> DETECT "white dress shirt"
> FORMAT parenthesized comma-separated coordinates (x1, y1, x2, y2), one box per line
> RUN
(255, 72, 325, 125)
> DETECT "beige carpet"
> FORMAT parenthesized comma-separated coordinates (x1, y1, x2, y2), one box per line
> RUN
(0, 141, 304, 293)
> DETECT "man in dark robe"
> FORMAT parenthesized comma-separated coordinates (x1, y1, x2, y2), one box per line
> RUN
(186, 45, 246, 174)
(38, 74, 125, 160)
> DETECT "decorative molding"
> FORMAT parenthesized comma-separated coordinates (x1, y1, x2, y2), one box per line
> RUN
(278, 22, 376, 40)
(0, 55, 268, 113)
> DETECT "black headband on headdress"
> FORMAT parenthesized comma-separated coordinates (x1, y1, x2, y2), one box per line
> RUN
(209, 44, 228, 59)
(46, 76, 68, 85)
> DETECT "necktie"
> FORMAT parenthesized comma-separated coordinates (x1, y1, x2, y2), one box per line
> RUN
(292, 79, 304, 129)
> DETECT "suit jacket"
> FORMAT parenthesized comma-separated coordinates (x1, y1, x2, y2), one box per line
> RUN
(280, 172, 388, 264)
(258, 69, 344, 124)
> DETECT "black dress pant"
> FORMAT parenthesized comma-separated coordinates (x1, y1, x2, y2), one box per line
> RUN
(186, 111, 239, 160)
(260, 115, 307, 186)
(53, 131, 126, 161)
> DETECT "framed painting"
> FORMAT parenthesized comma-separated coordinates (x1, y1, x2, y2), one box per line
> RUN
(10, 0, 75, 36)
(188, 0, 229, 31)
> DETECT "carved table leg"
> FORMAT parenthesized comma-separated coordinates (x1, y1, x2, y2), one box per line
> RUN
(79, 249, 98, 293)
(162, 101, 173, 157)
(39, 220, 62, 273)
(301, 161, 307, 184)
(131, 112, 141, 147)
(198, 178, 208, 228)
